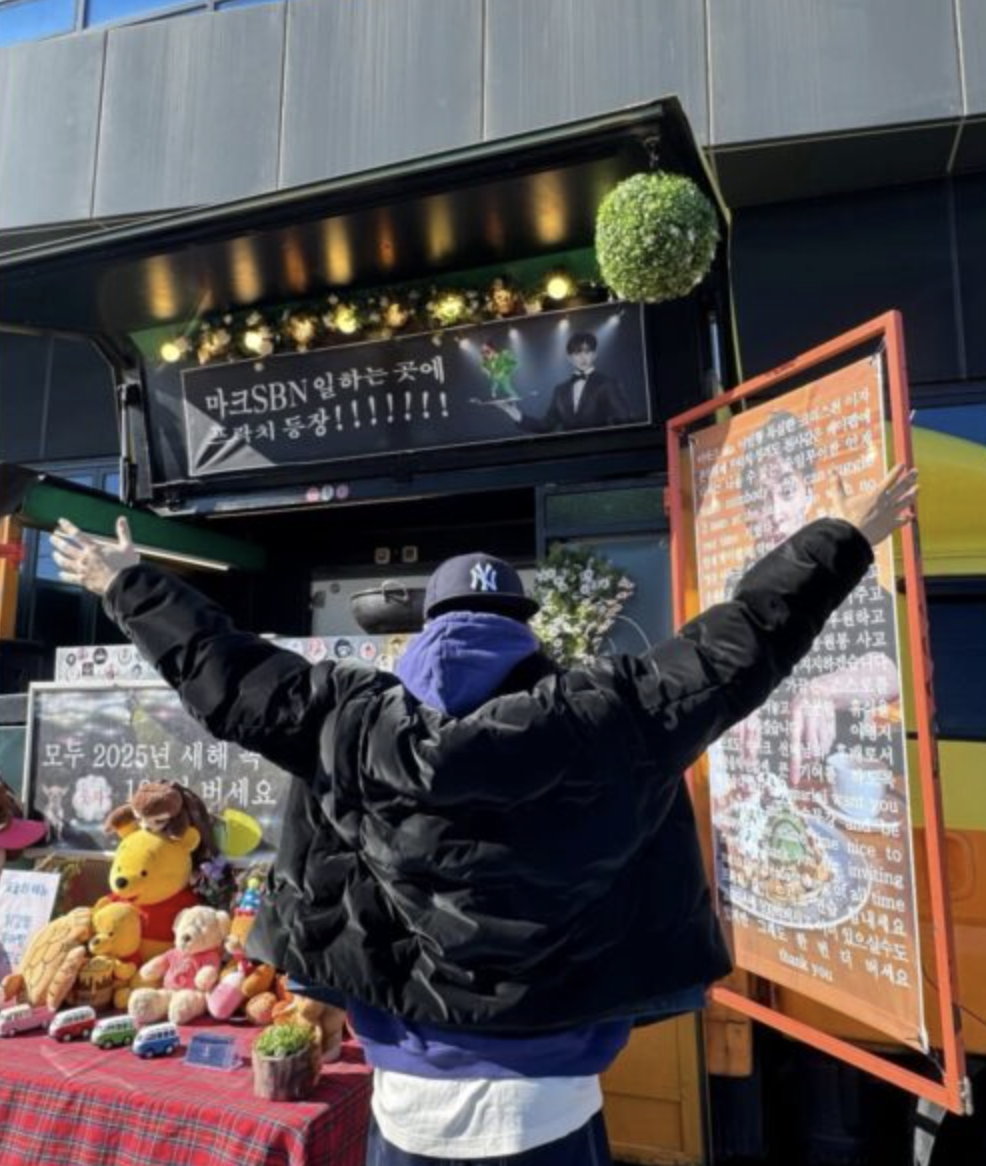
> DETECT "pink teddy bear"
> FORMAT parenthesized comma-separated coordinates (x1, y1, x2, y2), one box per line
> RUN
(128, 906, 230, 1027)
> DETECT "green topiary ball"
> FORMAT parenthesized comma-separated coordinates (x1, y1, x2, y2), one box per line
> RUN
(595, 172, 720, 303)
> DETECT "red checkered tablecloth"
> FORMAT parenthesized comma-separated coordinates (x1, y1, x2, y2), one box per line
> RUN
(0, 1023, 371, 1166)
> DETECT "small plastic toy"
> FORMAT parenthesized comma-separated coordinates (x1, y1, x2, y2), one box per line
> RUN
(0, 1004, 54, 1037)
(49, 1005, 97, 1042)
(132, 1021, 180, 1059)
(92, 1014, 138, 1049)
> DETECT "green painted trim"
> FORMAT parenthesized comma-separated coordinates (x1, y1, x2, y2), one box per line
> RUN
(20, 480, 265, 571)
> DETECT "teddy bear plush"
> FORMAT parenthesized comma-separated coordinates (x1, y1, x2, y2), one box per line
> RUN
(206, 875, 278, 1024)
(272, 985, 347, 1064)
(68, 899, 143, 1011)
(128, 905, 230, 1027)
(100, 782, 215, 962)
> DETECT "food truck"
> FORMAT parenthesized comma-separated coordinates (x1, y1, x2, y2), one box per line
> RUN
(0, 98, 983, 1164)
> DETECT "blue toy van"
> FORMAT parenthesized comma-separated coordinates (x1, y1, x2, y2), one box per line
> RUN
(132, 1022, 180, 1059)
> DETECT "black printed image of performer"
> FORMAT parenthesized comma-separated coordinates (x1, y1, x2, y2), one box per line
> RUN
(722, 411, 902, 795)
(497, 331, 632, 432)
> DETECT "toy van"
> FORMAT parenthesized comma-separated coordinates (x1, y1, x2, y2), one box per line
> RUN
(0, 1004, 54, 1037)
(132, 1022, 180, 1059)
(92, 1015, 137, 1049)
(48, 1006, 97, 1042)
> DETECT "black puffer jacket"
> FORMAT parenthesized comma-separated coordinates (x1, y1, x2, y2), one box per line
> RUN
(104, 518, 872, 1034)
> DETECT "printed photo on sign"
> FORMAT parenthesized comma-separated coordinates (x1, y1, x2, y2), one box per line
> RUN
(178, 303, 651, 478)
(689, 355, 926, 1051)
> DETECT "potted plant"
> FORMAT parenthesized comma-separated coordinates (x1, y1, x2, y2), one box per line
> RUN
(251, 1022, 320, 1101)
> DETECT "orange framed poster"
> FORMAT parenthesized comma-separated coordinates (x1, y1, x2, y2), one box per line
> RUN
(667, 313, 968, 1114)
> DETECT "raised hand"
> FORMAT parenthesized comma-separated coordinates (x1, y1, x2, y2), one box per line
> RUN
(51, 517, 140, 595)
(827, 463, 918, 548)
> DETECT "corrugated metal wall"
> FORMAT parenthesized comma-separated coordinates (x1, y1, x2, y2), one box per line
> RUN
(0, 0, 982, 230)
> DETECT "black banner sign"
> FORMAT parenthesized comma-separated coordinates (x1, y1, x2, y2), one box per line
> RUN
(26, 684, 292, 860)
(180, 303, 650, 478)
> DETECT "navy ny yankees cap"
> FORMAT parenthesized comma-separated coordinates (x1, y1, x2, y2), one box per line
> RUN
(424, 552, 540, 621)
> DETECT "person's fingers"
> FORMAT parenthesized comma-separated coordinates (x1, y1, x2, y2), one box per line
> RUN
(50, 534, 85, 561)
(55, 518, 96, 551)
(885, 470, 918, 502)
(880, 463, 907, 491)
(116, 516, 134, 551)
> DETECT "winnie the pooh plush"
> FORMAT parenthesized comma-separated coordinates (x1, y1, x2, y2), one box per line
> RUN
(68, 899, 143, 1011)
(128, 905, 230, 1027)
(100, 782, 216, 962)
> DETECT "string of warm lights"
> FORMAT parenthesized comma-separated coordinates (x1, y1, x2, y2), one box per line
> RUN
(159, 269, 597, 366)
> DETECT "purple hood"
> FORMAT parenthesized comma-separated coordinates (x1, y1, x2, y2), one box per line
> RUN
(395, 610, 539, 716)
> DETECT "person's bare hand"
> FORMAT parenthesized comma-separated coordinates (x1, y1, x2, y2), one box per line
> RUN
(827, 463, 918, 548)
(51, 517, 139, 595)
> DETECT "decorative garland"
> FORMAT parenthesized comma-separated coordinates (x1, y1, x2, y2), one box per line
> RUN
(595, 172, 719, 303)
(158, 269, 603, 367)
(531, 543, 635, 668)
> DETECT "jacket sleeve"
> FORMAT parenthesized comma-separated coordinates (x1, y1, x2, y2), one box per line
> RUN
(102, 564, 343, 778)
(619, 518, 875, 777)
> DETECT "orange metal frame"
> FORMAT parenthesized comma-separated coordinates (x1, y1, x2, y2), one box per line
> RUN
(666, 312, 969, 1115)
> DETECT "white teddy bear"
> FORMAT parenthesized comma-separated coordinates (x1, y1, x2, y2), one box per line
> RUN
(128, 905, 230, 1028)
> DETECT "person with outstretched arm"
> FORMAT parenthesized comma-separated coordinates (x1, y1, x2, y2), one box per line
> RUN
(52, 464, 916, 1166)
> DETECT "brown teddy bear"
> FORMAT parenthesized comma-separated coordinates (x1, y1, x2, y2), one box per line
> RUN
(272, 982, 347, 1064)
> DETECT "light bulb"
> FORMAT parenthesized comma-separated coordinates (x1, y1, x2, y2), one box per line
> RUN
(545, 272, 575, 301)
(243, 329, 265, 354)
(335, 307, 359, 335)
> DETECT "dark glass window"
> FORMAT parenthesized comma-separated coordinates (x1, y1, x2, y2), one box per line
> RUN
(0, 333, 48, 462)
(45, 339, 117, 459)
(926, 594, 986, 741)
(0, 0, 75, 47)
(85, 0, 205, 25)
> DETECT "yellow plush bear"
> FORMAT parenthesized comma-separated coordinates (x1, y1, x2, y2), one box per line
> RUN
(100, 783, 212, 962)
(68, 900, 143, 1011)
(128, 905, 230, 1027)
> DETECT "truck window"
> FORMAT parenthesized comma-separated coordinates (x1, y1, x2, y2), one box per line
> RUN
(926, 593, 986, 742)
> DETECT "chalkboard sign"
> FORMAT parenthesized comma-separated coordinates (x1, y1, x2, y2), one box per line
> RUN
(24, 683, 293, 860)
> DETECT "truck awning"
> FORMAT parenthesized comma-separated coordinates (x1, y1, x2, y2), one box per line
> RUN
(0, 464, 265, 571)
(0, 98, 727, 343)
